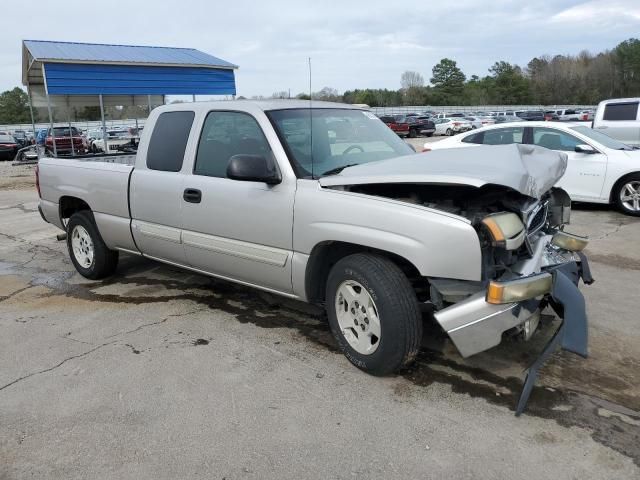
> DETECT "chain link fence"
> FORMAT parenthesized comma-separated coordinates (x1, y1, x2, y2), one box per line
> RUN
(370, 105, 596, 115)
(1, 104, 598, 133)
(0, 119, 148, 135)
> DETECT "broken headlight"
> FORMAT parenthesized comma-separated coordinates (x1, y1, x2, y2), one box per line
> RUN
(481, 212, 525, 250)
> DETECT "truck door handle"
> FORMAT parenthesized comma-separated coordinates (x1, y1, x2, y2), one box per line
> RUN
(183, 188, 202, 203)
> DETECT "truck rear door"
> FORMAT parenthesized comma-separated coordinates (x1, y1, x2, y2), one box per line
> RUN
(129, 110, 196, 264)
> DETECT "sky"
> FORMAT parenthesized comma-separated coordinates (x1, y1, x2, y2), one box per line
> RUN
(1, 0, 640, 99)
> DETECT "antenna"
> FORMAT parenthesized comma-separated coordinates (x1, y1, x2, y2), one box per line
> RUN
(308, 57, 314, 179)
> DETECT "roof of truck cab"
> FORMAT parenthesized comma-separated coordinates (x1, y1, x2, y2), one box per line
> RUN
(157, 100, 364, 112)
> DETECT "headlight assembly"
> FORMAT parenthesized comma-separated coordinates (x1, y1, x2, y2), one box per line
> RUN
(481, 212, 525, 250)
(486, 273, 553, 304)
(551, 231, 589, 251)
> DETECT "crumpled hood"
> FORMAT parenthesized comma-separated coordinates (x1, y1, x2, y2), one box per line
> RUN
(319, 144, 568, 199)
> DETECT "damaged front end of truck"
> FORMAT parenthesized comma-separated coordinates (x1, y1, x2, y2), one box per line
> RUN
(320, 144, 593, 414)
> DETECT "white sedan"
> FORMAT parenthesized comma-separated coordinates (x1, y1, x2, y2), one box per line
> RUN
(424, 121, 640, 215)
(433, 118, 473, 136)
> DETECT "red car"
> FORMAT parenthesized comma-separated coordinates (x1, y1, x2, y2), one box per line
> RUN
(45, 127, 88, 155)
(379, 115, 410, 138)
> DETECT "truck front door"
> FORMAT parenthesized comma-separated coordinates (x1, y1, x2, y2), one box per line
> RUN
(180, 110, 295, 294)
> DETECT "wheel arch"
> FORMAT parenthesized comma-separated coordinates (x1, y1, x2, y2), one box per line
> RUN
(609, 171, 640, 203)
(59, 196, 93, 225)
(304, 241, 426, 305)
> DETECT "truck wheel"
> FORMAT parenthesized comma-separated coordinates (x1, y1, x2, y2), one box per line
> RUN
(67, 211, 119, 279)
(325, 253, 422, 375)
(613, 174, 640, 216)
(408, 129, 417, 138)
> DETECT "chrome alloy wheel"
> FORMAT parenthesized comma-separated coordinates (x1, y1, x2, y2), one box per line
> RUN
(620, 181, 640, 212)
(71, 225, 94, 269)
(335, 280, 381, 355)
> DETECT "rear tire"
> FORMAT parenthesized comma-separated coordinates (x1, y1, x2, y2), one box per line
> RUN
(67, 211, 119, 279)
(613, 173, 640, 216)
(426, 132, 434, 137)
(409, 129, 417, 138)
(325, 253, 422, 375)
(446, 128, 453, 136)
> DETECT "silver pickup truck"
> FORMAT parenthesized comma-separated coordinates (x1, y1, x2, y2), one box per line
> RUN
(37, 101, 592, 413)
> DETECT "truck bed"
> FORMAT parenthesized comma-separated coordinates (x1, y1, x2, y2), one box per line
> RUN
(38, 154, 136, 237)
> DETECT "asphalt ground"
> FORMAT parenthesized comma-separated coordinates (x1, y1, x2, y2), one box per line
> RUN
(0, 155, 639, 479)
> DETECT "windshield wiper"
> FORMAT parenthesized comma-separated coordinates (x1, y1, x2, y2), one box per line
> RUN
(320, 163, 360, 176)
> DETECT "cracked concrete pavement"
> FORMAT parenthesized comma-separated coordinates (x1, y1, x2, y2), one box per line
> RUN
(0, 176, 639, 479)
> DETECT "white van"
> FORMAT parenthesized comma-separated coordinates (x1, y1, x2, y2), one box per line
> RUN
(593, 98, 640, 146)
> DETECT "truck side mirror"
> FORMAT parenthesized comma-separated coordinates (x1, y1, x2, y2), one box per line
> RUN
(574, 144, 596, 154)
(227, 154, 281, 185)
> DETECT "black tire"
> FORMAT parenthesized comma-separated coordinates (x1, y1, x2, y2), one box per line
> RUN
(613, 173, 640, 216)
(325, 253, 422, 375)
(426, 132, 434, 137)
(66, 211, 119, 279)
(408, 128, 417, 138)
(446, 128, 453, 136)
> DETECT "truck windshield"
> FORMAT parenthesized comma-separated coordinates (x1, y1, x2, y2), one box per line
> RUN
(268, 108, 414, 178)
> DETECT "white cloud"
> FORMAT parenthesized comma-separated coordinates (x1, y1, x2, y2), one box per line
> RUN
(1, 0, 639, 97)
(552, 0, 640, 22)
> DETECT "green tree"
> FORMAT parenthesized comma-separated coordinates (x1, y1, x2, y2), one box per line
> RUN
(0, 87, 35, 124)
(430, 58, 466, 102)
(80, 106, 102, 121)
(614, 38, 640, 96)
(488, 61, 531, 104)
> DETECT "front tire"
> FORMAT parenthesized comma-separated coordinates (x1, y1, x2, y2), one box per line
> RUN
(613, 174, 640, 216)
(408, 129, 417, 138)
(325, 254, 422, 375)
(67, 211, 119, 279)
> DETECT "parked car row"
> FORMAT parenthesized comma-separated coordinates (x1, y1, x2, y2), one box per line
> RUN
(378, 107, 595, 138)
(378, 115, 435, 138)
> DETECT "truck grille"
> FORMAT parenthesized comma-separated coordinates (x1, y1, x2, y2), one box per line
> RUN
(525, 202, 548, 236)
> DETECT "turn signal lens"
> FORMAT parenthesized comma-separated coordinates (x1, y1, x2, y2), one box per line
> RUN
(481, 213, 525, 250)
(551, 231, 588, 252)
(487, 273, 553, 305)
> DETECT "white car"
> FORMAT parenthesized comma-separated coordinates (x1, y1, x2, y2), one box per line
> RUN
(465, 116, 496, 129)
(593, 98, 640, 146)
(553, 109, 582, 121)
(433, 118, 473, 136)
(91, 129, 135, 154)
(424, 121, 640, 215)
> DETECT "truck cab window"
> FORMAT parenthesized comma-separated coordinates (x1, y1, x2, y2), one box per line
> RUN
(194, 111, 273, 178)
(146, 111, 195, 172)
(603, 102, 639, 121)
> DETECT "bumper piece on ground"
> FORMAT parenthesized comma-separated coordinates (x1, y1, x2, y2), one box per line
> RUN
(515, 262, 589, 416)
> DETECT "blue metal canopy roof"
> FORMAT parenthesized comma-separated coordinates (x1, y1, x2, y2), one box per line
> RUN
(22, 40, 237, 96)
(23, 40, 237, 68)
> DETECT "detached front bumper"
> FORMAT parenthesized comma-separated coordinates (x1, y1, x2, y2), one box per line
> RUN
(434, 233, 588, 358)
(433, 233, 592, 414)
